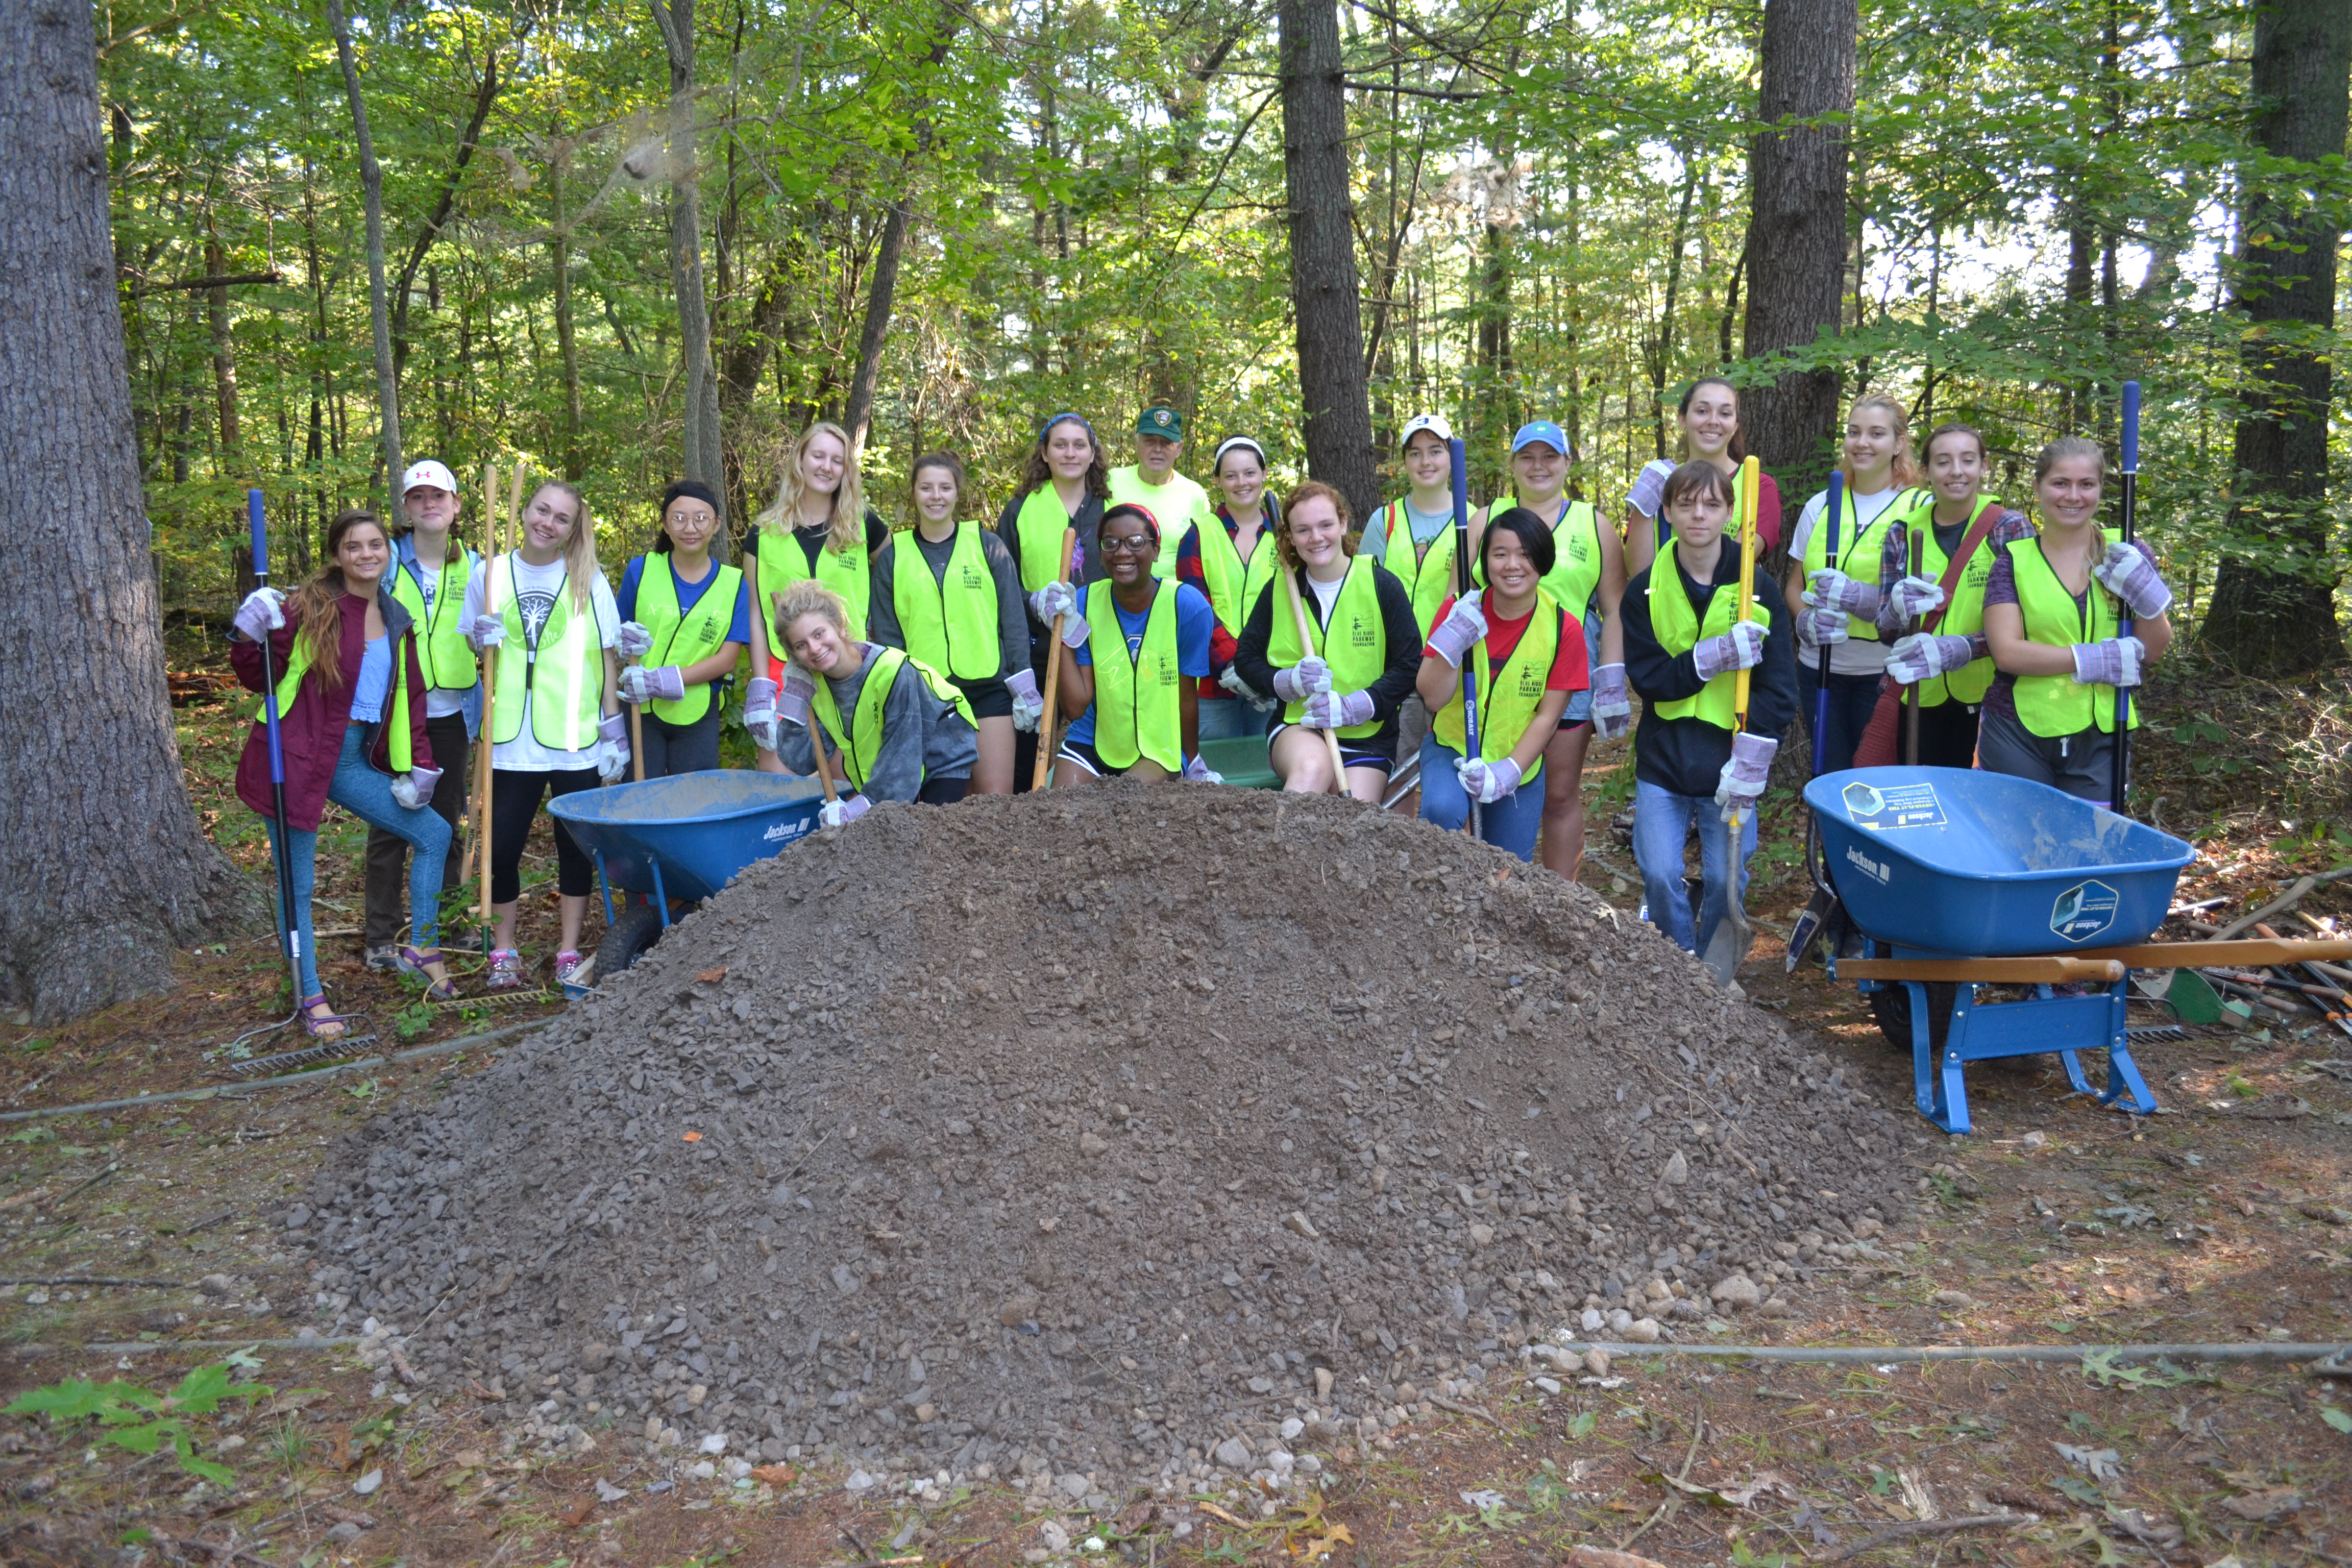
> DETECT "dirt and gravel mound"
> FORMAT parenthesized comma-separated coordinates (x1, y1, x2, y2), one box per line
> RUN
(293, 785, 1914, 1494)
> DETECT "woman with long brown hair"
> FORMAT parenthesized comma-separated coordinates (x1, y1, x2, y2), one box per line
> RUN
(993, 412, 1110, 789)
(231, 509, 456, 1036)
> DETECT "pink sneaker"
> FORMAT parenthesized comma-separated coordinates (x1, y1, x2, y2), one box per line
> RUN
(553, 950, 585, 988)
(485, 948, 526, 991)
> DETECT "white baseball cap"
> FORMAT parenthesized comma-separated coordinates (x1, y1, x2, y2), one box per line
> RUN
(1399, 413, 1453, 448)
(401, 459, 459, 496)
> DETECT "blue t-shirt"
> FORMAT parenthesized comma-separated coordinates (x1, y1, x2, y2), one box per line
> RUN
(1068, 580, 1214, 747)
(618, 554, 753, 648)
(350, 634, 392, 722)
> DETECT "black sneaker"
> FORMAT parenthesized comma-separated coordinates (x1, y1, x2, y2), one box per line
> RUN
(363, 944, 400, 973)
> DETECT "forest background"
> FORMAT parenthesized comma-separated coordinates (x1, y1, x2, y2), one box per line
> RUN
(103, 0, 2352, 673)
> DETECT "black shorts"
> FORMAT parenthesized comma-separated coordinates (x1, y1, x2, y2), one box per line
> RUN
(1054, 739, 1175, 779)
(1268, 721, 1394, 773)
(951, 675, 1013, 721)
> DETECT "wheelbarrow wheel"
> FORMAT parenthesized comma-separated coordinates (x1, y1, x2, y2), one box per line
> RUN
(597, 903, 666, 981)
(1870, 978, 1957, 1056)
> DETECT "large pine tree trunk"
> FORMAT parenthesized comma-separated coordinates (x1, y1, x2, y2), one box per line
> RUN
(0, 0, 260, 1021)
(1280, 0, 1378, 521)
(2203, 0, 2350, 674)
(652, 0, 724, 499)
(1738, 0, 1855, 518)
(324, 0, 402, 498)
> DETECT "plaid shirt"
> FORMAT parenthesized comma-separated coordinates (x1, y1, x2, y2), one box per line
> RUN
(1874, 507, 2035, 659)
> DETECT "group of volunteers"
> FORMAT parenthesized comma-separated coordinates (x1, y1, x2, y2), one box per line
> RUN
(228, 384, 2173, 1030)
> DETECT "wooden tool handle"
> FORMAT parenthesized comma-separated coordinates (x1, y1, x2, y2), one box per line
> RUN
(2076, 937, 2352, 970)
(474, 459, 503, 926)
(1283, 565, 1349, 794)
(626, 655, 646, 783)
(805, 701, 840, 804)
(1836, 955, 2127, 985)
(1031, 528, 1077, 791)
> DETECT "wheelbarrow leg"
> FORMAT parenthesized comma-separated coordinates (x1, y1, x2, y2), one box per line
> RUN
(1930, 983, 1975, 1135)
(1907, 976, 1938, 1120)
(2046, 984, 2100, 1095)
(650, 857, 671, 930)
(593, 849, 616, 929)
(2097, 977, 2159, 1114)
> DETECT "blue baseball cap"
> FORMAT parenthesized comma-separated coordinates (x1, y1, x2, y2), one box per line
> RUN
(1510, 420, 1572, 457)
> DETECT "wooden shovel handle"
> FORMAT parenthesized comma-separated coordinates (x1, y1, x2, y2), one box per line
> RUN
(805, 699, 840, 804)
(1032, 528, 1077, 791)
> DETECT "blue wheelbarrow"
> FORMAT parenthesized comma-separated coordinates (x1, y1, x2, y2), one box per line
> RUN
(1806, 766, 2199, 1134)
(547, 770, 827, 992)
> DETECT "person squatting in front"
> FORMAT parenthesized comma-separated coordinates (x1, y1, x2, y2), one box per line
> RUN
(1232, 481, 1422, 801)
(1977, 436, 2174, 806)
(462, 479, 629, 991)
(1620, 461, 1798, 955)
(231, 509, 457, 1037)
(867, 451, 1037, 796)
(1414, 507, 1588, 861)
(1030, 503, 1221, 785)
(763, 580, 978, 824)
(614, 479, 751, 778)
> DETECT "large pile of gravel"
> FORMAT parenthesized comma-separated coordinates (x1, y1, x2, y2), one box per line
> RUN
(293, 786, 1912, 1494)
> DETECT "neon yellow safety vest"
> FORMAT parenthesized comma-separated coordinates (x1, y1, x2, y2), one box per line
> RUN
(1265, 557, 1388, 739)
(1083, 578, 1184, 772)
(2004, 533, 2140, 739)
(632, 554, 745, 725)
(1195, 514, 1278, 645)
(809, 646, 976, 793)
(388, 547, 477, 693)
(488, 558, 605, 751)
(1011, 486, 1077, 595)
(1431, 589, 1564, 783)
(888, 524, 1001, 682)
(1801, 486, 1930, 643)
(272, 625, 415, 772)
(1892, 496, 2003, 707)
(1484, 493, 1605, 622)
(763, 524, 871, 647)
(1363, 501, 1460, 640)
(1645, 556, 1771, 731)
(1107, 467, 1214, 578)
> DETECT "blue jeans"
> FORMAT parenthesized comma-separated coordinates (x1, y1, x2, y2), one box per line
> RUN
(1797, 658, 1884, 776)
(1198, 692, 1274, 741)
(1418, 739, 1545, 862)
(264, 726, 453, 997)
(1631, 778, 1758, 954)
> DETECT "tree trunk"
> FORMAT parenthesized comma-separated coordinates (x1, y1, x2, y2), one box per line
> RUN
(2203, 0, 2350, 674)
(651, 0, 723, 501)
(323, 0, 401, 499)
(1738, 0, 1855, 507)
(1280, 0, 1378, 520)
(1649, 154, 1700, 458)
(0, 0, 259, 1021)
(390, 44, 504, 386)
(204, 228, 241, 467)
(550, 144, 585, 481)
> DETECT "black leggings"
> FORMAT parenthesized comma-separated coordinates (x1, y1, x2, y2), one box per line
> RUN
(639, 703, 724, 777)
(489, 767, 601, 903)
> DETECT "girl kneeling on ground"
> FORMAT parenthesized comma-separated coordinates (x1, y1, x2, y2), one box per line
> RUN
(868, 452, 1036, 795)
(1621, 462, 1797, 955)
(614, 479, 750, 777)
(463, 480, 628, 992)
(1415, 508, 1586, 862)
(231, 509, 457, 1036)
(1978, 436, 2172, 806)
(1234, 481, 1421, 801)
(765, 580, 978, 823)
(1031, 503, 1220, 786)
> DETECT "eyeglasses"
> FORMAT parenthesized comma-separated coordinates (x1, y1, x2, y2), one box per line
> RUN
(1098, 535, 1157, 555)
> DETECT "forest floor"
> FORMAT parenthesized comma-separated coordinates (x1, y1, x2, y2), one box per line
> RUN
(1, 630, 2348, 1566)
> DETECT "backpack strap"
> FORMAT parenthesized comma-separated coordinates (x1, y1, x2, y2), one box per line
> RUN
(1920, 500, 2003, 634)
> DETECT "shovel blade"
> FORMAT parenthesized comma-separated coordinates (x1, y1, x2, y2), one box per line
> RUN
(1701, 805, 1751, 988)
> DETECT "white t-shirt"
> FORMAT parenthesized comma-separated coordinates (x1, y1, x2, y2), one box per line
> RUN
(1306, 571, 1345, 624)
(1787, 485, 1900, 677)
(462, 555, 620, 772)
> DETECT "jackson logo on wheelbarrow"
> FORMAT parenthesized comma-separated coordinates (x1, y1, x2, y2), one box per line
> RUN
(2050, 878, 2120, 944)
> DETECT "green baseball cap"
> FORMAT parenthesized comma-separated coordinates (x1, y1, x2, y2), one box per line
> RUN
(1136, 406, 1185, 440)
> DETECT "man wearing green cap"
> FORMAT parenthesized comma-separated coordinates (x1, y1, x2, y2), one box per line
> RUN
(1109, 406, 1218, 579)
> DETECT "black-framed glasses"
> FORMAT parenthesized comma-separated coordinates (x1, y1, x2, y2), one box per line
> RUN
(1098, 535, 1157, 555)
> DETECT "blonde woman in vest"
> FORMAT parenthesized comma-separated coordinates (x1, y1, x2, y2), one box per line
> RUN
(614, 479, 750, 777)
(1977, 437, 2172, 806)
(1415, 509, 1585, 862)
(994, 412, 1110, 790)
(1232, 481, 1422, 800)
(1874, 424, 2032, 768)
(867, 452, 1033, 795)
(230, 510, 454, 1035)
(771, 580, 978, 821)
(1031, 503, 1219, 784)
(361, 459, 479, 972)
(1358, 413, 1459, 774)
(1781, 393, 1928, 775)
(1621, 464, 1797, 955)
(744, 421, 886, 772)
(1470, 420, 1626, 878)
(461, 480, 626, 991)
(1183, 435, 1282, 741)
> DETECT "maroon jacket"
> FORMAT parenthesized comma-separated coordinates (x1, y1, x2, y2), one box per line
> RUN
(232, 587, 434, 831)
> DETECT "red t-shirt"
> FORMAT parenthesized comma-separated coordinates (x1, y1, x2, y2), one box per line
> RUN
(1426, 591, 1589, 693)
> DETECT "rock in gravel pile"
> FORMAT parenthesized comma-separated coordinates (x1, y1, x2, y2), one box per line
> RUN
(294, 785, 1914, 1493)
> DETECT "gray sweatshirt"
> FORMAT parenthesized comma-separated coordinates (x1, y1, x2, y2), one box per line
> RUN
(776, 643, 977, 801)
(866, 526, 1028, 689)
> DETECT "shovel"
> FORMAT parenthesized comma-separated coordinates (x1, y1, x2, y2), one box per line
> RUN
(1700, 456, 1762, 989)
(1783, 469, 1845, 971)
